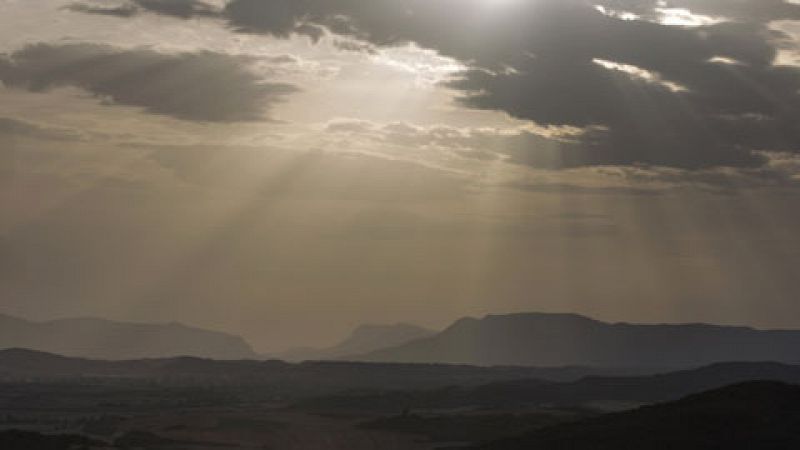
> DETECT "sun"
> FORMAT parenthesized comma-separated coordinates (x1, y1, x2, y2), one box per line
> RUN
(481, 0, 520, 6)
(473, 0, 525, 15)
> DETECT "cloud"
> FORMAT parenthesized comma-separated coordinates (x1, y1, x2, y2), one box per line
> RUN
(0, 117, 82, 141)
(67, 0, 218, 19)
(323, 118, 621, 169)
(66, 0, 800, 169)
(324, 118, 562, 163)
(322, 118, 800, 194)
(595, 0, 800, 24)
(0, 43, 299, 122)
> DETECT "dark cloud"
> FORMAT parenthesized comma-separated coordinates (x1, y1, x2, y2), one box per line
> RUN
(0, 43, 298, 122)
(65, 3, 139, 17)
(132, 0, 218, 18)
(310, 0, 800, 169)
(67, 0, 218, 19)
(67, 0, 800, 169)
(445, 17, 800, 168)
(222, 0, 325, 39)
(499, 181, 662, 197)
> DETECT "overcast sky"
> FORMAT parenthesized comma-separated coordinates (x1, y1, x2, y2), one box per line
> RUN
(2, 0, 800, 351)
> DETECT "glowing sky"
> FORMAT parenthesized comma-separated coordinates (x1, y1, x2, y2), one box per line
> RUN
(2, 0, 800, 351)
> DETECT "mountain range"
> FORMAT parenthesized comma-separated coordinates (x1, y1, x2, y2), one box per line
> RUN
(0, 314, 257, 360)
(4, 311, 800, 369)
(355, 312, 800, 368)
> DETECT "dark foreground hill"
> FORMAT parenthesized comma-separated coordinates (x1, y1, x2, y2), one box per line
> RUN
(478, 381, 800, 450)
(357, 312, 800, 368)
(4, 383, 798, 450)
(0, 430, 105, 450)
(0, 313, 257, 360)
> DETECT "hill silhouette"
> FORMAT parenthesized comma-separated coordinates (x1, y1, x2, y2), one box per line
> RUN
(298, 361, 800, 413)
(356, 313, 800, 368)
(0, 313, 257, 360)
(478, 381, 800, 450)
(0, 348, 603, 396)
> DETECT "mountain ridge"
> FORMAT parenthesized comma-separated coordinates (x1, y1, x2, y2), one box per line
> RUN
(0, 313, 257, 360)
(354, 312, 800, 368)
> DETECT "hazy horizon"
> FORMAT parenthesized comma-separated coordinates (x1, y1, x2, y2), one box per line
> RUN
(6, 308, 800, 355)
(2, 0, 800, 353)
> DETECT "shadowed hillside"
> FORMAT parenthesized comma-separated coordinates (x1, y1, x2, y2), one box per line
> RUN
(0, 430, 106, 450)
(477, 381, 800, 450)
(298, 361, 800, 413)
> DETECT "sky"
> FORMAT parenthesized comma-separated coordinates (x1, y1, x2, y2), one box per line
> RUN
(2, 0, 800, 352)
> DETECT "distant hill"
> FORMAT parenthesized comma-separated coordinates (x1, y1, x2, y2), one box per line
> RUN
(298, 360, 800, 413)
(478, 381, 800, 450)
(0, 314, 257, 360)
(0, 348, 605, 396)
(356, 313, 800, 368)
(279, 323, 435, 361)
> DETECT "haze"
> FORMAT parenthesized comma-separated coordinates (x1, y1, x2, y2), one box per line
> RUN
(2, 0, 800, 353)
